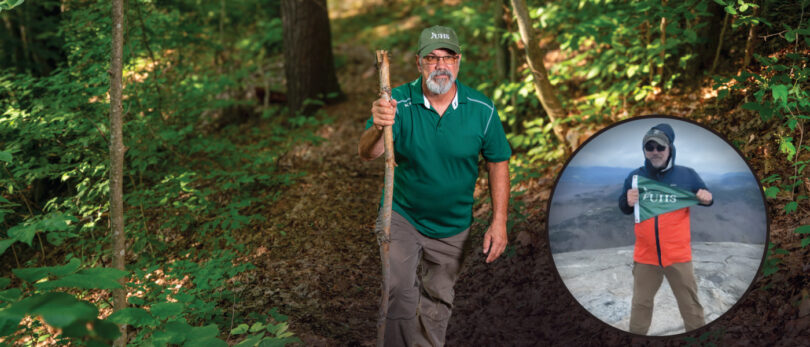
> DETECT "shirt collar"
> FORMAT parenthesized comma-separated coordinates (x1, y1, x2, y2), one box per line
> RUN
(412, 76, 465, 110)
(423, 88, 459, 110)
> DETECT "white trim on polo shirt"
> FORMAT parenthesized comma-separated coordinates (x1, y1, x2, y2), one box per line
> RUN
(423, 89, 459, 110)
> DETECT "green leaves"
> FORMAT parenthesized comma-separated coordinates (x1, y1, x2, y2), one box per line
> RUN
(234, 334, 264, 347)
(185, 324, 227, 346)
(784, 201, 798, 214)
(107, 303, 295, 346)
(779, 136, 796, 161)
(30, 293, 98, 328)
(108, 302, 243, 346)
(0, 263, 115, 338)
(0, 0, 310, 345)
(741, 102, 773, 120)
(151, 321, 193, 345)
(35, 267, 128, 290)
(230, 319, 300, 347)
(6, 224, 37, 248)
(108, 308, 154, 326)
(0, 150, 11, 163)
(0, 288, 22, 302)
(764, 186, 779, 199)
(0, 292, 97, 330)
(62, 319, 120, 341)
(1, 213, 77, 256)
(0, 293, 120, 341)
(13, 258, 81, 283)
(771, 84, 789, 105)
(795, 225, 810, 248)
(231, 323, 250, 335)
(0, 239, 14, 256)
(761, 243, 788, 277)
(11, 259, 127, 290)
(0, 0, 24, 13)
(150, 302, 183, 319)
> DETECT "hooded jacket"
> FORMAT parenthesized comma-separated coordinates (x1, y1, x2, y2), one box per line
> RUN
(618, 123, 712, 267)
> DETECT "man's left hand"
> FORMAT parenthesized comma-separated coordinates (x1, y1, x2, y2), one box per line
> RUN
(483, 222, 507, 263)
(697, 189, 712, 205)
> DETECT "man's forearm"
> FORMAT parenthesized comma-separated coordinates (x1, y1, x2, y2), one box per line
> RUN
(358, 126, 385, 160)
(487, 160, 510, 224)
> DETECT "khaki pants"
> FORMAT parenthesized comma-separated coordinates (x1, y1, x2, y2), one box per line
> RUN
(629, 261, 705, 335)
(377, 211, 470, 347)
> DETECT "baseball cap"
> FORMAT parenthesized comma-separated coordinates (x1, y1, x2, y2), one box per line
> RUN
(417, 26, 461, 58)
(642, 126, 671, 147)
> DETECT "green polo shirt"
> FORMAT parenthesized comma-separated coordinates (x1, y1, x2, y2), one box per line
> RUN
(365, 77, 512, 238)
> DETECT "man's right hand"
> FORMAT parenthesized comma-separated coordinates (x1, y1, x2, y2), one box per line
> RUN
(359, 97, 397, 160)
(627, 188, 639, 206)
(371, 97, 397, 131)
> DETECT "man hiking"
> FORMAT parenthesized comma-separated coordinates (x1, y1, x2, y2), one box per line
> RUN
(358, 25, 512, 346)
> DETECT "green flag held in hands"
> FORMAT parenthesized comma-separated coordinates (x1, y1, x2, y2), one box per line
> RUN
(632, 175, 700, 223)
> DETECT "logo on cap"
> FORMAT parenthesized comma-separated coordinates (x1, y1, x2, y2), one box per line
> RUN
(431, 32, 450, 39)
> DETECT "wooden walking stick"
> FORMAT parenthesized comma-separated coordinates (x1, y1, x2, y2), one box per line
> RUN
(375, 50, 395, 347)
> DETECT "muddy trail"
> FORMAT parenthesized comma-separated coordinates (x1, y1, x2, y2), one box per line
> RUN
(230, 44, 809, 345)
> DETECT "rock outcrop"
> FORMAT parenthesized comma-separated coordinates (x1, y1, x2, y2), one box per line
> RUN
(551, 242, 764, 336)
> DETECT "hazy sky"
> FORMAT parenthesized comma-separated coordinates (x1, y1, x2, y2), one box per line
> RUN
(567, 117, 752, 174)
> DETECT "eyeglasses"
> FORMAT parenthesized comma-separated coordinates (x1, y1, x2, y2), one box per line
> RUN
(644, 142, 667, 152)
(422, 55, 459, 65)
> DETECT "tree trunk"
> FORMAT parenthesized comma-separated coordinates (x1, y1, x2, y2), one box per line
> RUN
(509, 0, 569, 152)
(18, 9, 30, 66)
(281, 0, 343, 116)
(742, 5, 761, 72)
(495, 0, 520, 133)
(1, 15, 17, 67)
(217, 0, 225, 69)
(494, 0, 510, 81)
(709, 12, 730, 76)
(696, 1, 726, 72)
(110, 0, 127, 345)
(642, 19, 654, 84)
(658, 0, 667, 84)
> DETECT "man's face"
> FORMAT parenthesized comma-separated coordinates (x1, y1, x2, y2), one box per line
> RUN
(416, 49, 461, 95)
(644, 141, 670, 169)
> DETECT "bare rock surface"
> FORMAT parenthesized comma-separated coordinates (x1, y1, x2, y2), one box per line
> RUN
(552, 241, 764, 336)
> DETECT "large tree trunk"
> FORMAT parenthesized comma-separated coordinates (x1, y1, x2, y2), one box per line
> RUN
(110, 0, 127, 345)
(509, 0, 570, 153)
(694, 1, 726, 73)
(281, 0, 343, 116)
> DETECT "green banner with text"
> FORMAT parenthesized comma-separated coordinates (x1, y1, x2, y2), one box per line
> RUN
(632, 175, 700, 223)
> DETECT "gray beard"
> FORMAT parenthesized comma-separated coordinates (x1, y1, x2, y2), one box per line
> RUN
(425, 69, 454, 95)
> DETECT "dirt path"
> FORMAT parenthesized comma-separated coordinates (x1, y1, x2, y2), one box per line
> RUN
(232, 44, 393, 345)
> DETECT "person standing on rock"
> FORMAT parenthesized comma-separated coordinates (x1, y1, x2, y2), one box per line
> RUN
(358, 25, 512, 346)
(618, 122, 713, 334)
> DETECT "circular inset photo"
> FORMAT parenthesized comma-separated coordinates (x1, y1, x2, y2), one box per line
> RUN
(547, 116, 767, 336)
